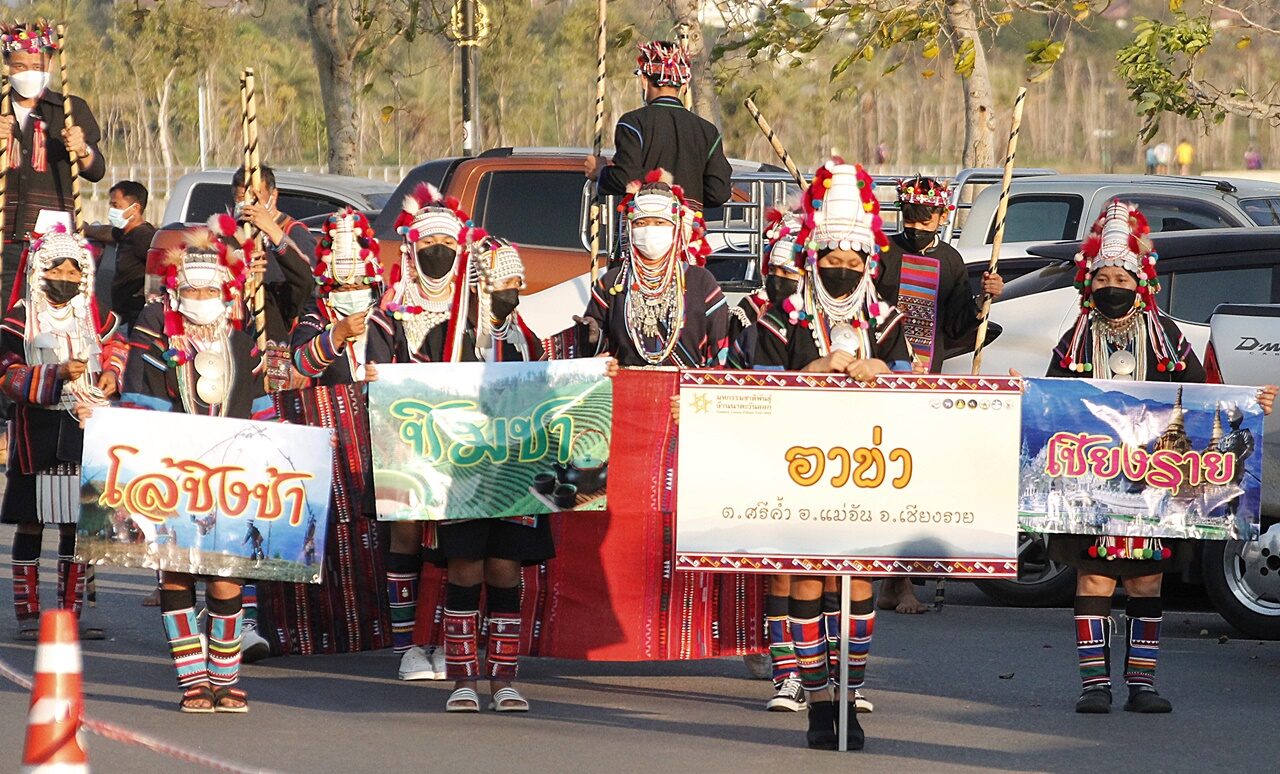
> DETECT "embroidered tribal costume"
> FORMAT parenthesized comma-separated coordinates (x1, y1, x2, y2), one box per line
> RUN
(1044, 201, 1205, 715)
(752, 160, 911, 750)
(1, 226, 125, 638)
(252, 209, 393, 656)
(121, 218, 274, 713)
(583, 170, 728, 368)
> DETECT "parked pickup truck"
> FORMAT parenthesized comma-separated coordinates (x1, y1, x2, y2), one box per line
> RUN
(954, 175, 1280, 284)
(1199, 304, 1280, 638)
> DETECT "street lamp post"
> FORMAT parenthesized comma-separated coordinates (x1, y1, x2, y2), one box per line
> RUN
(451, 0, 489, 156)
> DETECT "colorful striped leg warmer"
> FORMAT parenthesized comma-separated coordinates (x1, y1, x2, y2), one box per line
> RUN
(161, 588, 206, 688)
(1124, 597, 1162, 689)
(1074, 595, 1113, 691)
(241, 584, 259, 632)
(56, 533, 84, 616)
(826, 596, 875, 689)
(788, 597, 829, 694)
(766, 594, 797, 686)
(387, 552, 422, 654)
(207, 593, 244, 687)
(11, 531, 40, 623)
(443, 583, 481, 681)
(485, 584, 522, 682)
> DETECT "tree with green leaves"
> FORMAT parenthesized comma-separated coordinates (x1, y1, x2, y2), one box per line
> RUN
(714, 0, 1070, 167)
(1116, 0, 1279, 142)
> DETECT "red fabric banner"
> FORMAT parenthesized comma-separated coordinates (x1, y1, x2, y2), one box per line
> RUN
(413, 368, 765, 660)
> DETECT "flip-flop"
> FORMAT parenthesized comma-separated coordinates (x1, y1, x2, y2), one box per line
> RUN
(445, 687, 480, 713)
(179, 685, 216, 714)
(213, 686, 249, 714)
(489, 686, 529, 713)
(80, 627, 106, 640)
(15, 628, 38, 642)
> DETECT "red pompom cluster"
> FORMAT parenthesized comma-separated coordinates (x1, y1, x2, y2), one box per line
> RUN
(314, 208, 381, 294)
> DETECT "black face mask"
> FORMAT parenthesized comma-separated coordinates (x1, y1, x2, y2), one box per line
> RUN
(490, 289, 520, 322)
(901, 226, 938, 252)
(818, 266, 862, 298)
(416, 244, 457, 279)
(1092, 286, 1138, 320)
(764, 275, 799, 307)
(43, 279, 81, 305)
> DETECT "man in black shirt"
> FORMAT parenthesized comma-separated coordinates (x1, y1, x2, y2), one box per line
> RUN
(584, 41, 732, 210)
(93, 180, 156, 328)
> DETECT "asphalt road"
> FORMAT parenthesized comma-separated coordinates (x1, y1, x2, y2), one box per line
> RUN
(1, 526, 1277, 774)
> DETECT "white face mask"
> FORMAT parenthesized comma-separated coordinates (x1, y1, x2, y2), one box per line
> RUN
(107, 203, 135, 230)
(10, 70, 49, 100)
(180, 296, 226, 326)
(328, 288, 374, 318)
(630, 224, 676, 261)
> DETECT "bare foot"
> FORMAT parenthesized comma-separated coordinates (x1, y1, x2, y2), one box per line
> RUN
(877, 578, 928, 614)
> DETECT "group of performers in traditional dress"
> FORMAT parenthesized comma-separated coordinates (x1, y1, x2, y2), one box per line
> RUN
(3, 24, 1279, 751)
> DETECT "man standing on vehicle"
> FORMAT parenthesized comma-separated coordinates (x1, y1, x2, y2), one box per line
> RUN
(0, 22, 106, 306)
(873, 175, 1003, 614)
(583, 40, 732, 212)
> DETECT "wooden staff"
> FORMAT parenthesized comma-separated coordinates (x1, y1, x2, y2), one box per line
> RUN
(971, 86, 1028, 375)
(55, 24, 82, 232)
(240, 67, 267, 368)
(0, 64, 11, 274)
(743, 97, 805, 188)
(676, 25, 692, 110)
(587, 0, 607, 284)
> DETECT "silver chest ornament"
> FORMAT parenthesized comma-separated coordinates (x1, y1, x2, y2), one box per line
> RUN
(194, 351, 228, 405)
(1108, 349, 1137, 379)
(829, 322, 859, 356)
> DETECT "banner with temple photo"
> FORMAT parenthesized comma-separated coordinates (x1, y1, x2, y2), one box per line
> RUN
(674, 372, 1023, 577)
(1018, 378, 1265, 541)
(369, 360, 613, 521)
(76, 407, 335, 584)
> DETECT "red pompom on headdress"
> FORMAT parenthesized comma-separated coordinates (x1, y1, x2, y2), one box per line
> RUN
(1, 21, 58, 54)
(394, 182, 470, 244)
(895, 174, 955, 211)
(314, 207, 381, 296)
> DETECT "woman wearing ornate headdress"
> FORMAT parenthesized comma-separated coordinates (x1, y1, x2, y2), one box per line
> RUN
(579, 169, 727, 368)
(752, 160, 911, 750)
(380, 182, 479, 683)
(118, 216, 274, 713)
(727, 208, 806, 370)
(242, 209, 394, 659)
(2, 225, 125, 640)
(1046, 200, 1275, 715)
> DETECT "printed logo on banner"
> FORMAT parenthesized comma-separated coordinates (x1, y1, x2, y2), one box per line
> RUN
(369, 360, 613, 521)
(1019, 378, 1265, 540)
(75, 407, 335, 584)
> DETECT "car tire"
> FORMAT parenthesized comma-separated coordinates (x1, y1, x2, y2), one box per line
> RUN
(974, 532, 1077, 607)
(1202, 522, 1280, 640)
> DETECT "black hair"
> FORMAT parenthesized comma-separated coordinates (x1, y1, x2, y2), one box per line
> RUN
(901, 202, 943, 224)
(109, 180, 148, 210)
(231, 164, 277, 192)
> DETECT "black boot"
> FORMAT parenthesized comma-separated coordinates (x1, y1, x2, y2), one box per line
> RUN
(844, 705, 866, 751)
(1124, 686, 1172, 713)
(806, 700, 838, 750)
(1075, 686, 1112, 714)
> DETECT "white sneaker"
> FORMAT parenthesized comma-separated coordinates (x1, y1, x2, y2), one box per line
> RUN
(398, 645, 445, 681)
(241, 626, 271, 663)
(853, 689, 874, 714)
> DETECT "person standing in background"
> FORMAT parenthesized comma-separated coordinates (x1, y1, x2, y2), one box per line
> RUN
(83, 180, 155, 330)
(1175, 138, 1195, 175)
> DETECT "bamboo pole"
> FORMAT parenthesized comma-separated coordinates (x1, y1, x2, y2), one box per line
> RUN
(743, 97, 805, 188)
(0, 64, 11, 281)
(240, 68, 268, 384)
(676, 25, 692, 110)
(55, 24, 82, 232)
(971, 87, 1028, 375)
(587, 0, 607, 284)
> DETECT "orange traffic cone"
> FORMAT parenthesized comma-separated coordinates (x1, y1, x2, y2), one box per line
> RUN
(20, 610, 89, 773)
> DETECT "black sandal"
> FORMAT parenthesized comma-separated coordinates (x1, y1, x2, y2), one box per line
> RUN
(213, 686, 249, 714)
(179, 685, 216, 714)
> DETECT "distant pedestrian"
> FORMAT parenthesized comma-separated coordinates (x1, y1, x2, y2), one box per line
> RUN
(1152, 142, 1172, 175)
(1244, 146, 1263, 171)
(1144, 147, 1157, 175)
(874, 141, 889, 165)
(83, 180, 156, 329)
(1175, 138, 1194, 175)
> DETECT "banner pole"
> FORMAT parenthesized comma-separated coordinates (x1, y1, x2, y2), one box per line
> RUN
(587, 0, 607, 285)
(838, 574, 850, 752)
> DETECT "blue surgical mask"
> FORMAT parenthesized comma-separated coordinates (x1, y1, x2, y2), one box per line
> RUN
(107, 203, 134, 230)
